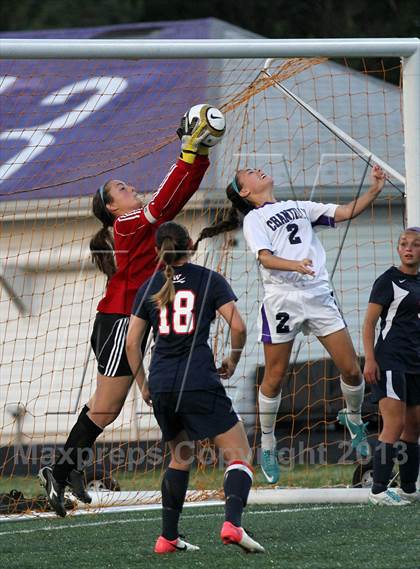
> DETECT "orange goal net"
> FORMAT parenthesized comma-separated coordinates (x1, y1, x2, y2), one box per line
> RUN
(0, 51, 407, 512)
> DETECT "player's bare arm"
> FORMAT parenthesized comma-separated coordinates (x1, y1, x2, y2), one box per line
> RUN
(126, 315, 149, 400)
(217, 300, 247, 379)
(362, 303, 382, 384)
(258, 249, 315, 276)
(334, 164, 386, 222)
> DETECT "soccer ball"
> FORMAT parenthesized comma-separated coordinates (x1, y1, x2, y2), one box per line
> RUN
(185, 104, 226, 147)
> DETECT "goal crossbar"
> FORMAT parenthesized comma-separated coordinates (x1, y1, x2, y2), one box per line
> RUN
(0, 38, 418, 59)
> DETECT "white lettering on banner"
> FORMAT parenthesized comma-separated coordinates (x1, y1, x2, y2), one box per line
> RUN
(0, 76, 128, 184)
(0, 76, 17, 94)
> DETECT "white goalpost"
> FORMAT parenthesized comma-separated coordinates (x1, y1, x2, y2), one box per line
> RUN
(0, 37, 419, 517)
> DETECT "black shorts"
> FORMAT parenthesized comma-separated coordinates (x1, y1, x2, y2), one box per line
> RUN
(151, 386, 240, 442)
(370, 370, 420, 406)
(90, 313, 151, 378)
(90, 313, 132, 377)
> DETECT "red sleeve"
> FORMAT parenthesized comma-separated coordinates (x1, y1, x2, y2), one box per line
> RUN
(114, 156, 209, 237)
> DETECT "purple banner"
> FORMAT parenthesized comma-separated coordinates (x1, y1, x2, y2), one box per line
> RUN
(0, 20, 211, 200)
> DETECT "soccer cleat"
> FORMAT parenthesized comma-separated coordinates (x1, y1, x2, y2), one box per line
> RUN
(38, 466, 67, 517)
(337, 409, 370, 458)
(368, 488, 410, 506)
(221, 521, 265, 553)
(393, 488, 420, 504)
(154, 535, 200, 554)
(261, 449, 279, 484)
(67, 469, 92, 504)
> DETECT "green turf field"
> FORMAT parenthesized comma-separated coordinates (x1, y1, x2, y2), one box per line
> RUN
(0, 464, 357, 496)
(0, 503, 418, 569)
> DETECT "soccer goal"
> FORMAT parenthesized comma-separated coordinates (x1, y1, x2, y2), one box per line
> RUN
(0, 37, 419, 517)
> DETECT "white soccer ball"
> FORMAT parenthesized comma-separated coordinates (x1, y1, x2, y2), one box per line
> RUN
(185, 103, 226, 147)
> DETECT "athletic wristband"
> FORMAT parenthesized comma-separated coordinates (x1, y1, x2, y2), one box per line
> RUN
(180, 150, 197, 164)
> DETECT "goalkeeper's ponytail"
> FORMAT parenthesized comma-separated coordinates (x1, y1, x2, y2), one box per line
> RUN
(193, 178, 255, 249)
(90, 181, 117, 280)
(152, 222, 191, 308)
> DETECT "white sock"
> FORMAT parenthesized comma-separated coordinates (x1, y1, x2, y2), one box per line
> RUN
(258, 390, 282, 450)
(340, 378, 365, 424)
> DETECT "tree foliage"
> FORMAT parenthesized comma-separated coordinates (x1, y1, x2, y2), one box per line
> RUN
(1, 0, 417, 84)
(1, 0, 418, 38)
(0, 0, 144, 31)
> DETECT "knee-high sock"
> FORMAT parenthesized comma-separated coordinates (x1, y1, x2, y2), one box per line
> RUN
(259, 390, 281, 450)
(161, 468, 189, 540)
(53, 405, 102, 483)
(224, 461, 253, 527)
(372, 442, 396, 494)
(340, 378, 365, 424)
(398, 440, 419, 494)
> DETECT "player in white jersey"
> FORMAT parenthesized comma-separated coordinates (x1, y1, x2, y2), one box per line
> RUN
(195, 164, 385, 483)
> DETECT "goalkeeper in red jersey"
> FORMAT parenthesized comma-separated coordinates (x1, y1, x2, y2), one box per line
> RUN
(39, 114, 213, 517)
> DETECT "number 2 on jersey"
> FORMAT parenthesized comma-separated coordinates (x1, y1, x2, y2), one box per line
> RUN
(286, 223, 302, 244)
(159, 290, 195, 335)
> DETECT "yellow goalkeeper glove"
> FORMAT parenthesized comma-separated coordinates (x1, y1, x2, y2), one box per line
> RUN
(177, 116, 210, 164)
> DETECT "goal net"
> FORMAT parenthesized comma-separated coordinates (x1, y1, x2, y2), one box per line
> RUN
(0, 47, 410, 514)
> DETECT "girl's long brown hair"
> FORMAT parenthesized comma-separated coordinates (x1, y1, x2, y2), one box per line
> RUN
(151, 222, 191, 308)
(193, 175, 255, 249)
(90, 181, 117, 280)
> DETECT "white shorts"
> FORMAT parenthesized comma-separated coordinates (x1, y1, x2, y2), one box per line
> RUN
(258, 287, 346, 344)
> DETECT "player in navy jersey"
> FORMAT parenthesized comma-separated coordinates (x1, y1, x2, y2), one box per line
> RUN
(363, 227, 420, 506)
(126, 222, 265, 554)
(194, 164, 386, 483)
(38, 115, 213, 517)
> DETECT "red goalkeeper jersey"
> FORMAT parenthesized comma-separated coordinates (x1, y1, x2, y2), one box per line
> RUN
(97, 155, 209, 315)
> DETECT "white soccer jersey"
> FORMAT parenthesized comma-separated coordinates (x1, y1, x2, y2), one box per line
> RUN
(242, 200, 338, 291)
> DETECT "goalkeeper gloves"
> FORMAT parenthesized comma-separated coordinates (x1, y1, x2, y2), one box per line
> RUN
(177, 116, 210, 164)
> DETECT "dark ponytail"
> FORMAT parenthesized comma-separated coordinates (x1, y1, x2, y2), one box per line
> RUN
(152, 222, 191, 308)
(193, 175, 255, 249)
(90, 181, 117, 280)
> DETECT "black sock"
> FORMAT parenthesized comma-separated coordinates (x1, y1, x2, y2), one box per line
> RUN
(224, 463, 253, 527)
(161, 468, 189, 540)
(398, 440, 419, 494)
(371, 442, 396, 494)
(53, 407, 102, 483)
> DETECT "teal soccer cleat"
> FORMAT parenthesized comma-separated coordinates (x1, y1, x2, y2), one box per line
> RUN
(337, 409, 370, 458)
(393, 488, 420, 504)
(368, 488, 410, 506)
(261, 448, 279, 484)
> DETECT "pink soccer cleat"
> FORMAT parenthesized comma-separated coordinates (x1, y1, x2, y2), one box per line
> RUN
(154, 535, 200, 554)
(220, 521, 265, 553)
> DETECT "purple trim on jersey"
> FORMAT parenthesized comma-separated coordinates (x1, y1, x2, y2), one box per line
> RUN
(256, 202, 275, 209)
(312, 215, 335, 228)
(261, 304, 272, 343)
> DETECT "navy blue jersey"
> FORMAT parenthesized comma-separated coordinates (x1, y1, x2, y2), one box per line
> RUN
(131, 262, 237, 393)
(369, 266, 420, 373)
